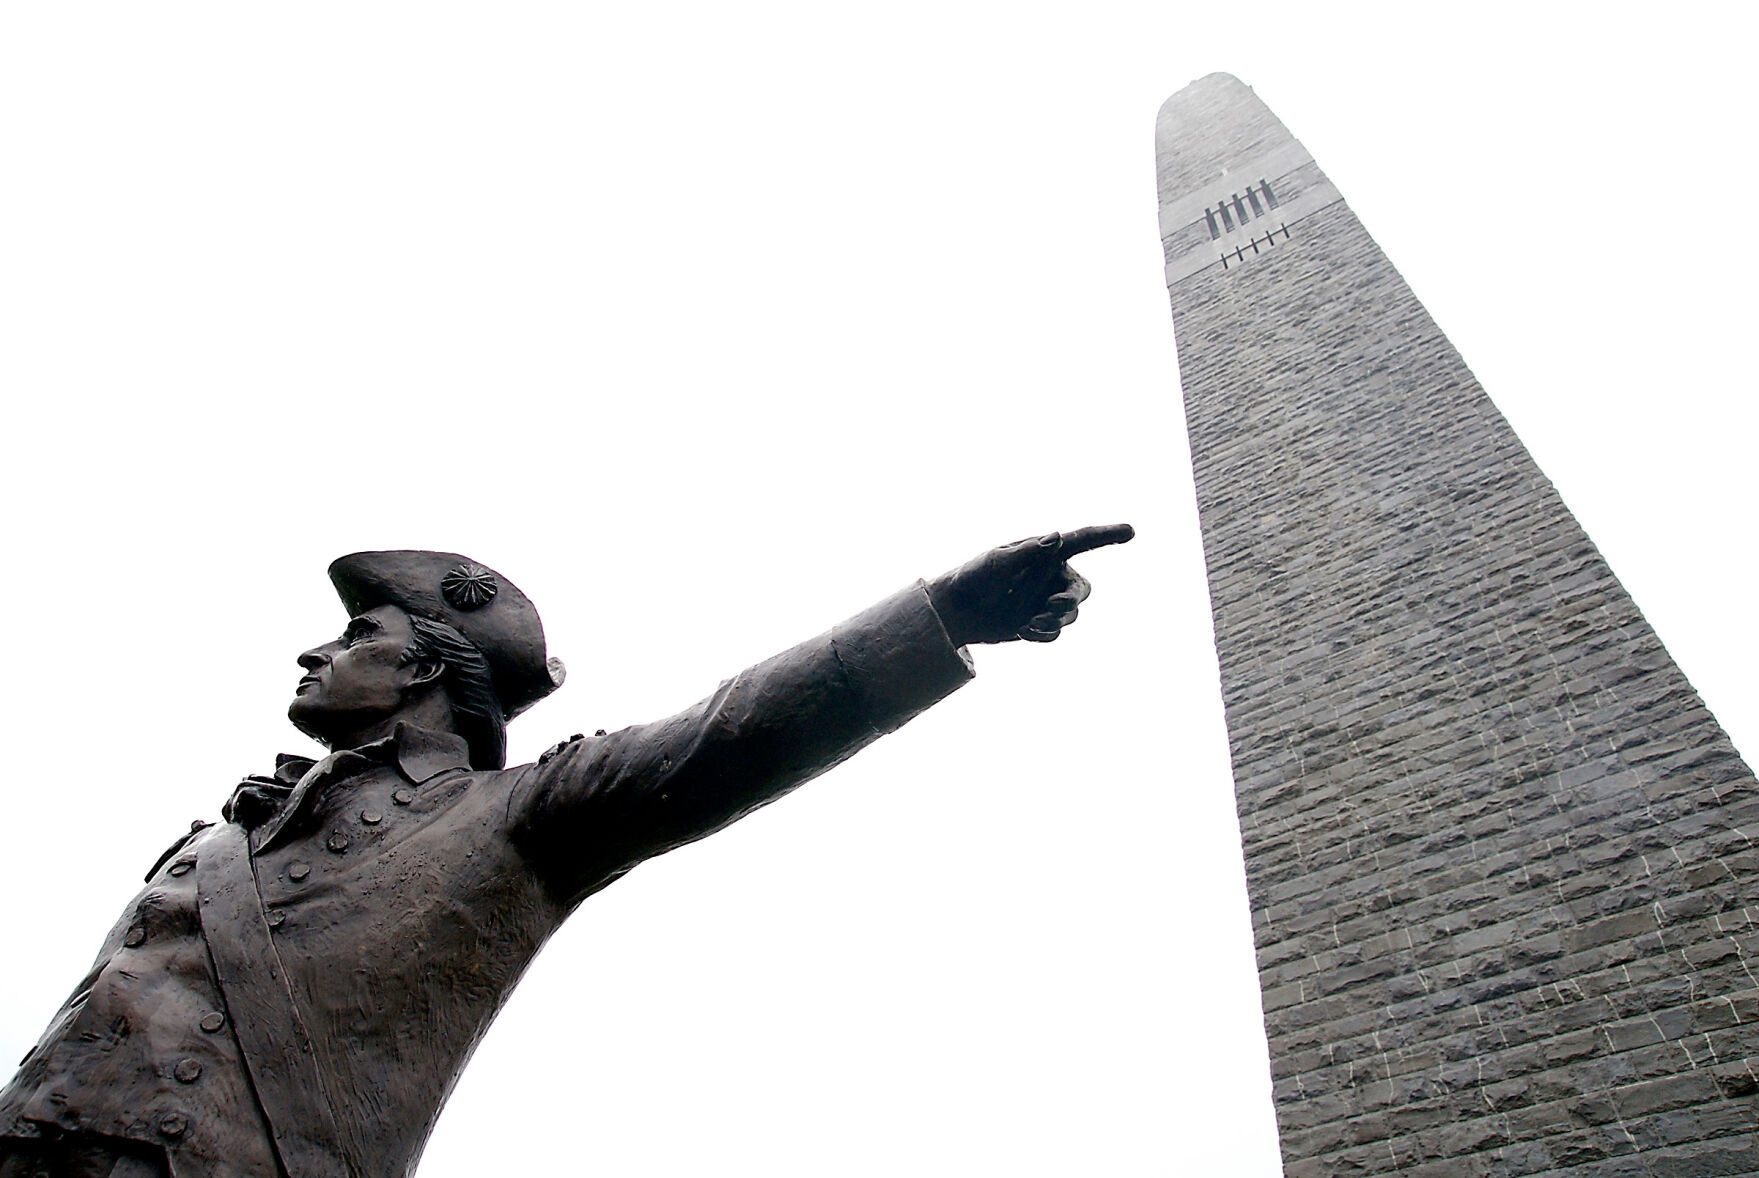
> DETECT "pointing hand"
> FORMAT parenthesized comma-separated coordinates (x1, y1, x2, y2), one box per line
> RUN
(926, 524, 1134, 647)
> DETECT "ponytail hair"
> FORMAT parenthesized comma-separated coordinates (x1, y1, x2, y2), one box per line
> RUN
(400, 615, 508, 769)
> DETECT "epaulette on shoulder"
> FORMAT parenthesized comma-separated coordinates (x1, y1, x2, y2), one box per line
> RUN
(536, 729, 610, 765)
(145, 819, 215, 882)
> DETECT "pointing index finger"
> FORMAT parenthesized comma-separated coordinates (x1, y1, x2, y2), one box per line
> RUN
(1057, 523, 1135, 558)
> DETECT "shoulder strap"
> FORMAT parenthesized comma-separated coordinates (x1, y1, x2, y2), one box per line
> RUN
(196, 822, 353, 1178)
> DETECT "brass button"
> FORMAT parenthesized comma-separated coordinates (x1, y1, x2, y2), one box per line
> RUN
(124, 925, 146, 948)
(288, 862, 310, 882)
(360, 809, 383, 825)
(158, 1113, 187, 1139)
(168, 859, 195, 877)
(173, 1058, 202, 1084)
(268, 910, 286, 928)
(326, 833, 349, 853)
(391, 787, 415, 806)
(199, 1012, 225, 1033)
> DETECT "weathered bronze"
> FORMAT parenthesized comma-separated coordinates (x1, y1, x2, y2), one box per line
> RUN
(0, 527, 1132, 1178)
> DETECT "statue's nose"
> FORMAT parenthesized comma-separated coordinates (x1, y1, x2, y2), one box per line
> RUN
(297, 648, 327, 671)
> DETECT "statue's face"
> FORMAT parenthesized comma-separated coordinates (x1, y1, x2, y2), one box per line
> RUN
(288, 604, 425, 742)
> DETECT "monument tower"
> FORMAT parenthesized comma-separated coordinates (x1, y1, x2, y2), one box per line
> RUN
(1158, 74, 1759, 1175)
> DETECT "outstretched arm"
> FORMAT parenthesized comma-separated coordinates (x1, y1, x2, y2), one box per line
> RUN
(509, 525, 1133, 903)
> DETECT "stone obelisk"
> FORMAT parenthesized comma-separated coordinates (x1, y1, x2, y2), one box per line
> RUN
(1159, 73, 1758, 1176)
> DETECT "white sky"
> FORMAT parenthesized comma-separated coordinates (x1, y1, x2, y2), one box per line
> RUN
(1, 5, 1754, 1175)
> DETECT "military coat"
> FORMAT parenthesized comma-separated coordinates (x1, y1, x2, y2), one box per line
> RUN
(0, 585, 972, 1178)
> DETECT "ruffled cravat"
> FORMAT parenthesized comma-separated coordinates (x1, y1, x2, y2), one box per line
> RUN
(222, 754, 317, 829)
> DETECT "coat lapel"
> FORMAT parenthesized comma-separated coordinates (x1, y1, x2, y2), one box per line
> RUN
(250, 725, 471, 855)
(197, 822, 352, 1178)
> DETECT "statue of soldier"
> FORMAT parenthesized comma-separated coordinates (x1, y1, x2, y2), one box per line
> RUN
(0, 526, 1132, 1178)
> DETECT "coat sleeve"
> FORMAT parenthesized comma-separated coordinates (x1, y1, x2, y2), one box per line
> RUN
(507, 582, 974, 904)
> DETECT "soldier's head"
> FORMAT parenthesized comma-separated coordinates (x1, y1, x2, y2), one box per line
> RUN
(290, 604, 510, 768)
(288, 552, 565, 770)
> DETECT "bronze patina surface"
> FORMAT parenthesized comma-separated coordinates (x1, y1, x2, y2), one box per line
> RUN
(1, 528, 1130, 1178)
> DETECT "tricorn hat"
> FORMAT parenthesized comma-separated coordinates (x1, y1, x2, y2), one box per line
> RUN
(328, 551, 565, 719)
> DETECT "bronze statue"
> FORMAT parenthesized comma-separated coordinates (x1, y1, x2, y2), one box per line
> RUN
(0, 527, 1132, 1178)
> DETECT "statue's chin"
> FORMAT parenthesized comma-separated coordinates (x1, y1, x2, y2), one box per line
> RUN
(287, 697, 335, 746)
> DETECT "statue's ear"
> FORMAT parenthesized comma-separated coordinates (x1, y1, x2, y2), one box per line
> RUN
(404, 657, 446, 691)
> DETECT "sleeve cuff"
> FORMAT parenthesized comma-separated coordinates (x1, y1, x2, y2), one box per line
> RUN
(831, 580, 975, 734)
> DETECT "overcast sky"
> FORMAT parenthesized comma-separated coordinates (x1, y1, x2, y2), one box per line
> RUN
(1, 5, 1753, 1175)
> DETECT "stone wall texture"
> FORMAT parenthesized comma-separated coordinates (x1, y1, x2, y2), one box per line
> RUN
(1158, 74, 1759, 1176)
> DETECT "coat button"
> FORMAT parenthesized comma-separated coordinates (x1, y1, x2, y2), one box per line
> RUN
(173, 1058, 203, 1084)
(392, 787, 415, 806)
(199, 1012, 225, 1033)
(158, 1112, 187, 1139)
(168, 858, 195, 877)
(124, 925, 147, 948)
(326, 833, 350, 853)
(268, 910, 287, 928)
(360, 809, 383, 825)
(288, 862, 310, 882)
